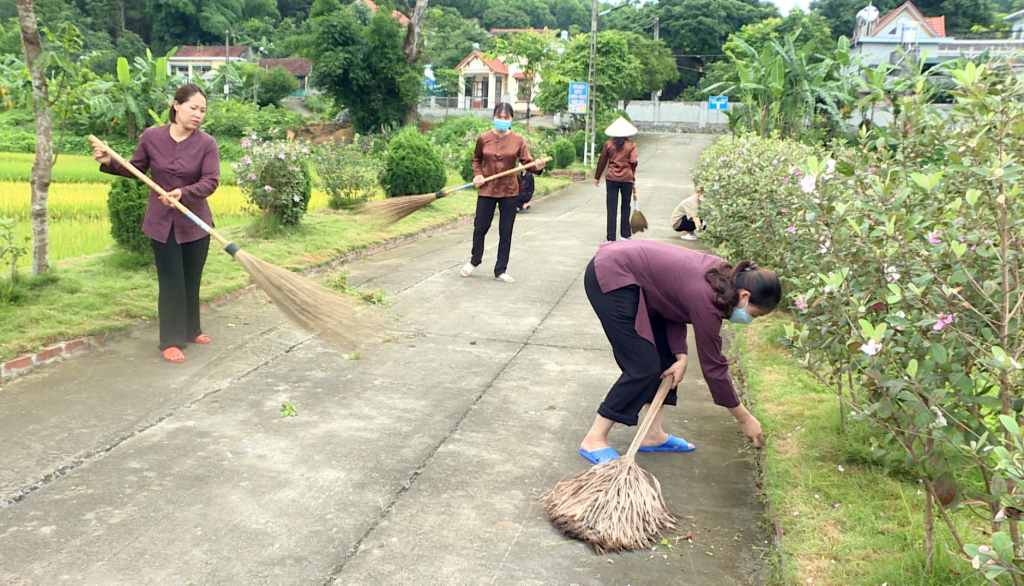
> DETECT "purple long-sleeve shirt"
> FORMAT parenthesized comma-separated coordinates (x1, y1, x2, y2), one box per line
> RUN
(593, 240, 739, 408)
(100, 125, 220, 244)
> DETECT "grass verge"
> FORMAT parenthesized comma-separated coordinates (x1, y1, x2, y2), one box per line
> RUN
(0, 175, 569, 362)
(733, 315, 982, 586)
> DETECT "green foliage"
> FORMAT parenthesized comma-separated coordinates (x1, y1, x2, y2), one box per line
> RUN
(489, 31, 559, 112)
(380, 127, 447, 197)
(106, 176, 151, 256)
(536, 30, 644, 115)
(481, 5, 531, 29)
(571, 129, 586, 158)
(255, 65, 299, 107)
(422, 7, 494, 70)
(696, 61, 1024, 581)
(550, 139, 575, 169)
(305, 7, 421, 133)
(657, 0, 779, 58)
(459, 147, 475, 182)
(428, 114, 493, 149)
(705, 34, 855, 142)
(202, 101, 305, 139)
(313, 135, 383, 208)
(235, 138, 313, 228)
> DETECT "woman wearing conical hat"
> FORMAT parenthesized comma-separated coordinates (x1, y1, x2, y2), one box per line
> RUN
(594, 117, 639, 242)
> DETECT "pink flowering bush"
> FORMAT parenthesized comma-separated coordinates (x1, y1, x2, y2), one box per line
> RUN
(696, 61, 1024, 579)
(233, 137, 313, 230)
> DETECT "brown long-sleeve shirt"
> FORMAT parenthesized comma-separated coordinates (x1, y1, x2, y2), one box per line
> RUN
(472, 130, 535, 198)
(595, 139, 638, 183)
(593, 240, 739, 408)
(100, 125, 220, 244)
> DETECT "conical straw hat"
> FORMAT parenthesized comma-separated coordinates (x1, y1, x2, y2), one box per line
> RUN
(604, 117, 638, 138)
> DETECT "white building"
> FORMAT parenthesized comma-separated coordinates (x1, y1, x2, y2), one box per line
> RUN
(453, 50, 544, 114)
(167, 45, 255, 82)
(851, 1, 1024, 72)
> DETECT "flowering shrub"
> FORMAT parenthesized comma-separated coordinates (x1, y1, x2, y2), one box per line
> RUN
(233, 137, 313, 229)
(696, 61, 1024, 580)
(312, 135, 383, 208)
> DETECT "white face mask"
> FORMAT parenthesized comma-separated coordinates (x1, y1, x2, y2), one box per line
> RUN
(729, 298, 754, 325)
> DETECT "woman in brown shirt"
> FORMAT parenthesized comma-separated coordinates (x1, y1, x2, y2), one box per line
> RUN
(460, 102, 545, 283)
(93, 83, 220, 364)
(595, 117, 639, 242)
(578, 240, 779, 465)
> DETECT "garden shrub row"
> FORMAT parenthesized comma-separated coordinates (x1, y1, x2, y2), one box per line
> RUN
(694, 62, 1024, 581)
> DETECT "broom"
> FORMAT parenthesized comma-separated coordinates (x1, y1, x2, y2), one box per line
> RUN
(363, 157, 552, 227)
(88, 135, 371, 348)
(629, 186, 648, 234)
(541, 376, 677, 553)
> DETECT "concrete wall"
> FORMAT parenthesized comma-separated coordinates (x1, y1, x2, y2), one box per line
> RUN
(623, 101, 731, 132)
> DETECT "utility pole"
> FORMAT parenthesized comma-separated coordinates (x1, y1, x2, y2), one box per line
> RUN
(652, 17, 660, 123)
(224, 30, 230, 100)
(584, 0, 597, 166)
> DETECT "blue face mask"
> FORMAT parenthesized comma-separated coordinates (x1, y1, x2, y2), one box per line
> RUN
(494, 118, 512, 131)
(729, 301, 755, 325)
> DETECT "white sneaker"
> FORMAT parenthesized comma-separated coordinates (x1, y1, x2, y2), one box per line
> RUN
(680, 234, 697, 241)
(461, 262, 475, 277)
(495, 273, 515, 283)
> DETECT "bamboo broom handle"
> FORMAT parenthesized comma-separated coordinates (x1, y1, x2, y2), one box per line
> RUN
(438, 156, 553, 197)
(88, 135, 230, 248)
(624, 376, 675, 458)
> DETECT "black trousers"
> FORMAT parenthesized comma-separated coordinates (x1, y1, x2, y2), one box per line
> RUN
(606, 180, 632, 241)
(675, 216, 697, 232)
(150, 230, 210, 351)
(471, 196, 518, 277)
(584, 259, 678, 426)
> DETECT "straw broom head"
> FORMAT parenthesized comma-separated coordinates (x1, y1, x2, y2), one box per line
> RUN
(541, 377, 676, 553)
(629, 187, 648, 233)
(233, 250, 374, 349)
(541, 456, 675, 553)
(362, 193, 440, 227)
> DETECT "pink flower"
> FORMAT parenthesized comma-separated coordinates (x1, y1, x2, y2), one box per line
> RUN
(928, 231, 942, 244)
(248, 173, 257, 180)
(795, 295, 807, 310)
(243, 157, 252, 165)
(787, 226, 796, 234)
(241, 139, 251, 148)
(264, 185, 274, 192)
(867, 167, 876, 172)
(933, 313, 957, 331)
(782, 177, 790, 184)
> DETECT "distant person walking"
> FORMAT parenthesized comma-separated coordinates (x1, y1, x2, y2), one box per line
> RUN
(93, 83, 220, 364)
(671, 186, 704, 241)
(594, 117, 639, 242)
(461, 102, 545, 284)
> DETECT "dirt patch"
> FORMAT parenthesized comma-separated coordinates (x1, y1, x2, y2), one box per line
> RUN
(294, 121, 356, 146)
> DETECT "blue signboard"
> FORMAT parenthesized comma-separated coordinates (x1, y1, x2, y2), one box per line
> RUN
(568, 82, 588, 114)
(709, 96, 729, 111)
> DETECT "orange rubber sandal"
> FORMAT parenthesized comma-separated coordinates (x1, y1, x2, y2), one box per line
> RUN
(194, 334, 211, 344)
(162, 347, 184, 363)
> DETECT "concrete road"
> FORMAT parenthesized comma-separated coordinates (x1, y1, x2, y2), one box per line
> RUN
(0, 133, 767, 586)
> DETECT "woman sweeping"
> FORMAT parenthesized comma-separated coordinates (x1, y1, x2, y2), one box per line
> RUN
(461, 103, 545, 284)
(579, 240, 779, 465)
(93, 83, 220, 364)
(594, 117, 639, 242)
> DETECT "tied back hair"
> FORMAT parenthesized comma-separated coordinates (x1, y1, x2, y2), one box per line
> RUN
(614, 136, 627, 151)
(704, 261, 782, 312)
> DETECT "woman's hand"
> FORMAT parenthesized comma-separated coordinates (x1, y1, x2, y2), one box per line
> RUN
(727, 404, 765, 448)
(533, 159, 546, 171)
(594, 179, 600, 187)
(473, 174, 485, 188)
(160, 188, 182, 207)
(661, 355, 688, 389)
(92, 141, 111, 166)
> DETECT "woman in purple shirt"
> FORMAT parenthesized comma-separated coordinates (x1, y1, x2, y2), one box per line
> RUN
(579, 240, 780, 465)
(93, 83, 220, 364)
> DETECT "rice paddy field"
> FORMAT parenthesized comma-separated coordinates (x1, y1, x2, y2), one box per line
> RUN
(0, 152, 235, 184)
(1, 181, 330, 267)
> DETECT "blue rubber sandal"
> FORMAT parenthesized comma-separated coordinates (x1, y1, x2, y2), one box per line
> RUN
(579, 446, 621, 465)
(638, 435, 696, 452)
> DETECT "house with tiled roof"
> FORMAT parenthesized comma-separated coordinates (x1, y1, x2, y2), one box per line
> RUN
(453, 50, 544, 114)
(355, 0, 410, 25)
(257, 58, 313, 97)
(168, 45, 255, 82)
(851, 1, 1024, 73)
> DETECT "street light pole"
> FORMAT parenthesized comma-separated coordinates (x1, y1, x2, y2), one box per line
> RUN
(224, 30, 230, 100)
(584, 0, 597, 166)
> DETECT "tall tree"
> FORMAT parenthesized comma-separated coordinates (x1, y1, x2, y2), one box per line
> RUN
(15, 0, 51, 274)
(482, 5, 530, 29)
(489, 30, 558, 128)
(546, 0, 589, 31)
(535, 30, 644, 115)
(657, 0, 780, 57)
(307, 6, 420, 132)
(422, 6, 492, 68)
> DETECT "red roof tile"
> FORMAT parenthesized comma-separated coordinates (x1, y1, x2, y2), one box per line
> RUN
(172, 45, 250, 59)
(258, 58, 312, 76)
(355, 0, 411, 24)
(924, 16, 945, 37)
(873, 1, 944, 37)
(455, 50, 507, 75)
